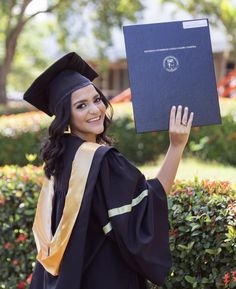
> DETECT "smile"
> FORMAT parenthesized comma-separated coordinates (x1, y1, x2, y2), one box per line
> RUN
(87, 116, 102, 123)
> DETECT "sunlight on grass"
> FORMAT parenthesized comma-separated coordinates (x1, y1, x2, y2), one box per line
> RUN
(138, 156, 236, 184)
(112, 98, 236, 119)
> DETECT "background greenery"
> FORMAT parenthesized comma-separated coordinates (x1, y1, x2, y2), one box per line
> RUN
(1, 99, 236, 167)
(0, 166, 235, 289)
(0, 99, 235, 288)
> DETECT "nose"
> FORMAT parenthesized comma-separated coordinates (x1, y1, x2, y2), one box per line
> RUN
(88, 102, 100, 114)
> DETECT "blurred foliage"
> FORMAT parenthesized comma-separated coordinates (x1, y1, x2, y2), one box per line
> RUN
(0, 0, 144, 103)
(160, 0, 236, 58)
(7, 20, 52, 93)
(0, 101, 35, 116)
(1, 100, 236, 166)
(150, 179, 236, 289)
(0, 111, 50, 166)
(0, 166, 235, 288)
(0, 164, 43, 289)
(49, 0, 144, 55)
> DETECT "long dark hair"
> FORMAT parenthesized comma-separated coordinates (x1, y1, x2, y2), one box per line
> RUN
(40, 88, 113, 180)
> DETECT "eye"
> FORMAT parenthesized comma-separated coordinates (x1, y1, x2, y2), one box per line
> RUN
(95, 96, 102, 103)
(76, 103, 86, 109)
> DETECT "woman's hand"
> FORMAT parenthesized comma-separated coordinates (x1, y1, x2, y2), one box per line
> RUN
(169, 105, 194, 149)
(156, 105, 194, 193)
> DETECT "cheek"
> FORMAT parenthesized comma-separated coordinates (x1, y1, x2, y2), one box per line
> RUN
(70, 109, 85, 126)
(99, 102, 107, 114)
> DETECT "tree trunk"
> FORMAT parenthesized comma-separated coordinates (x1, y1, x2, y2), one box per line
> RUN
(0, 49, 16, 104)
(0, 0, 33, 104)
(0, 65, 8, 104)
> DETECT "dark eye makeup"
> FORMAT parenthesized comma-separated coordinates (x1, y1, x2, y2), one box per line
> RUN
(75, 95, 102, 110)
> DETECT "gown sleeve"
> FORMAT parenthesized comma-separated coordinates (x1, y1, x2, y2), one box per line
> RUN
(95, 149, 172, 286)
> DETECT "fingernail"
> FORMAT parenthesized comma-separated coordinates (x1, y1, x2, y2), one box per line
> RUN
(178, 105, 182, 109)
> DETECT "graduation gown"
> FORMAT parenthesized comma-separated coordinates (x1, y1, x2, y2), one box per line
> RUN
(30, 134, 171, 289)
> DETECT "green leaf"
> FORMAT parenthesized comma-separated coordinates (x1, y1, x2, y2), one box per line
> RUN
(205, 215, 211, 223)
(205, 248, 222, 255)
(228, 225, 236, 237)
(191, 224, 201, 231)
(187, 241, 195, 250)
(185, 275, 196, 284)
(201, 277, 209, 283)
(178, 241, 195, 251)
(178, 244, 188, 250)
(185, 215, 196, 221)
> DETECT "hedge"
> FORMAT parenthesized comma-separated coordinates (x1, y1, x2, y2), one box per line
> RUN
(0, 112, 50, 166)
(0, 165, 235, 289)
(0, 102, 34, 116)
(1, 112, 236, 167)
(1, 104, 236, 166)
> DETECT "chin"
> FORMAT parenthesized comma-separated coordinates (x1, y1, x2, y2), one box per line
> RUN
(94, 127, 104, 135)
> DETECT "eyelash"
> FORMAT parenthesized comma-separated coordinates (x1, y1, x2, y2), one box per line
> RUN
(76, 96, 102, 109)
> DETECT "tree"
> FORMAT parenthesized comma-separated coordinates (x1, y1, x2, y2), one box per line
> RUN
(0, 0, 143, 104)
(161, 0, 236, 58)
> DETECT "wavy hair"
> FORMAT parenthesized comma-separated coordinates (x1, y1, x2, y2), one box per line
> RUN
(40, 88, 113, 181)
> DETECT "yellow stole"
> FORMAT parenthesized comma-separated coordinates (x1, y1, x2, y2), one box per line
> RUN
(32, 142, 102, 276)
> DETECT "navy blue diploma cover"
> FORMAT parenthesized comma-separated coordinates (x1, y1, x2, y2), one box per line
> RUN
(123, 19, 222, 132)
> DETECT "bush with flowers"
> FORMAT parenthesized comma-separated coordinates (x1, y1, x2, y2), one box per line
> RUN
(0, 111, 50, 166)
(0, 164, 235, 288)
(150, 178, 236, 289)
(0, 102, 34, 116)
(1, 108, 236, 166)
(0, 165, 43, 289)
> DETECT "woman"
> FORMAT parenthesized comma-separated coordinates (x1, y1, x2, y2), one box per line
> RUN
(24, 52, 193, 289)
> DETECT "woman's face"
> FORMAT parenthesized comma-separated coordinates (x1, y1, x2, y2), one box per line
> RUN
(70, 84, 106, 142)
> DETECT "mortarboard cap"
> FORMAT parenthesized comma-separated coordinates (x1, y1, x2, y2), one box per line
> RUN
(23, 52, 99, 116)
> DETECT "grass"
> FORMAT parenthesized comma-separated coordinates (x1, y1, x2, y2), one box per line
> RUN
(114, 100, 236, 186)
(138, 156, 236, 186)
(112, 98, 236, 119)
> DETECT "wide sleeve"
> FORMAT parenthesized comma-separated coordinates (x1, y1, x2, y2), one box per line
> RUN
(95, 149, 172, 286)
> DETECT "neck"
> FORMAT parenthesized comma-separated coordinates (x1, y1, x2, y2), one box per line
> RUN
(70, 132, 97, 143)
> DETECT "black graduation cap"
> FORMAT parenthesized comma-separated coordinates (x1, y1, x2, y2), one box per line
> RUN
(23, 52, 99, 116)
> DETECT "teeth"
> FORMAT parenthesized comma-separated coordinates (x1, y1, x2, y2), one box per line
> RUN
(88, 116, 100, 122)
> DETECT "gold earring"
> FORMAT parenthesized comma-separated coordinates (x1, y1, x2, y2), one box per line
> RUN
(65, 125, 71, 134)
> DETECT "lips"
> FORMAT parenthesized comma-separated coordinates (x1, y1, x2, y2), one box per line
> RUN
(87, 116, 102, 123)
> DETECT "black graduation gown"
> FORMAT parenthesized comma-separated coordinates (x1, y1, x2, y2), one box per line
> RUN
(30, 135, 171, 289)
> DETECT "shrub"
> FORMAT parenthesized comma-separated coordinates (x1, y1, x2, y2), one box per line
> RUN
(188, 114, 236, 165)
(1, 105, 236, 167)
(0, 112, 50, 166)
(110, 117, 169, 164)
(0, 165, 43, 289)
(150, 179, 236, 289)
(0, 102, 35, 116)
(0, 166, 235, 288)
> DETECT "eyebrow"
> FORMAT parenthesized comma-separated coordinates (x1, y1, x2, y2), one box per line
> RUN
(73, 93, 100, 106)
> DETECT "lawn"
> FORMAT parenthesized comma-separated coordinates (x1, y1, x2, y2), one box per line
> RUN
(112, 97, 236, 119)
(138, 156, 236, 186)
(114, 100, 236, 186)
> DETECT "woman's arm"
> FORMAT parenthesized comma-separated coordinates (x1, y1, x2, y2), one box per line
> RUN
(156, 105, 194, 194)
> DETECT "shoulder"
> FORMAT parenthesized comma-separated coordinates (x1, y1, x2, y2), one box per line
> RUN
(99, 145, 142, 176)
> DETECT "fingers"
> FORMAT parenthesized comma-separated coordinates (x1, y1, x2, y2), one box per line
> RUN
(169, 105, 194, 129)
(175, 105, 182, 126)
(169, 106, 176, 129)
(187, 112, 194, 129)
(182, 107, 188, 126)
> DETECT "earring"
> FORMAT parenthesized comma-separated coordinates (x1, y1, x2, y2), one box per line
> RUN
(64, 125, 71, 134)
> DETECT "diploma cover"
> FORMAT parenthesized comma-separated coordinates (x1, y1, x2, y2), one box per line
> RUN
(123, 19, 221, 132)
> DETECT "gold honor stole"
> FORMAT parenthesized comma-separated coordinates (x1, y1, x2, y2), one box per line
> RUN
(32, 142, 102, 276)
